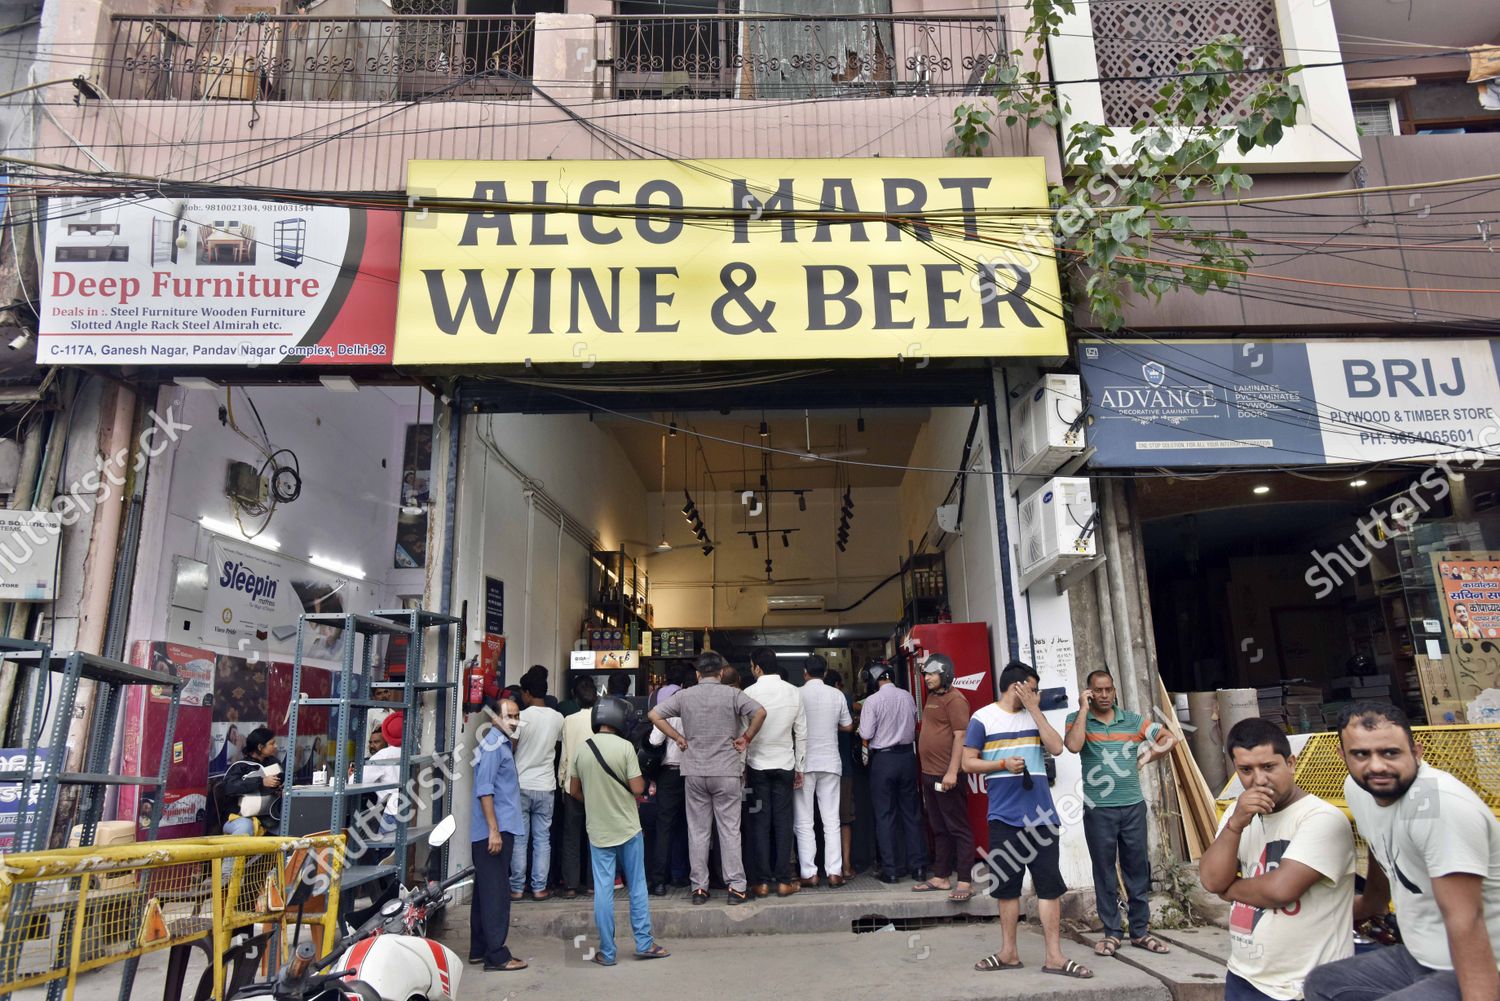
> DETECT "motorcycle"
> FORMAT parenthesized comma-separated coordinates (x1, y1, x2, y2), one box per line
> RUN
(229, 816, 472, 1001)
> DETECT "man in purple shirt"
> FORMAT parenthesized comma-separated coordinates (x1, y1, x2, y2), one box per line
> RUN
(858, 660, 930, 884)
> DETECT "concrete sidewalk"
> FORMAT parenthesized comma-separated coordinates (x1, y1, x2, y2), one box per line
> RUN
(27, 919, 1177, 1001)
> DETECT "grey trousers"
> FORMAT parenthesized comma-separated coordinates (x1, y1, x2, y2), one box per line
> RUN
(686, 774, 745, 893)
(1303, 945, 1461, 1001)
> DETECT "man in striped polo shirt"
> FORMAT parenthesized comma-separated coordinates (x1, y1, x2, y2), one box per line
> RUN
(1064, 669, 1176, 958)
(964, 660, 1092, 980)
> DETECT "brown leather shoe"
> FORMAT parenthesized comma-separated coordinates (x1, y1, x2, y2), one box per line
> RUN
(827, 875, 845, 888)
(776, 881, 800, 897)
(800, 875, 821, 888)
(751, 883, 770, 898)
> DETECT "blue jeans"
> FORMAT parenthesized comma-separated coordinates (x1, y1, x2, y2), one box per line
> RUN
(223, 816, 256, 837)
(1226, 971, 1281, 1001)
(510, 788, 555, 893)
(590, 831, 655, 964)
(1303, 945, 1461, 1001)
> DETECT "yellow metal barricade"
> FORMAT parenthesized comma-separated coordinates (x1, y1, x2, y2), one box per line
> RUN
(1215, 723, 1500, 820)
(0, 833, 345, 1001)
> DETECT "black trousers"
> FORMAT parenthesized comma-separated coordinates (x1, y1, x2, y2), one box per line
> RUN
(560, 795, 592, 891)
(746, 767, 796, 885)
(921, 772, 977, 881)
(869, 750, 927, 877)
(469, 836, 515, 966)
(651, 765, 686, 884)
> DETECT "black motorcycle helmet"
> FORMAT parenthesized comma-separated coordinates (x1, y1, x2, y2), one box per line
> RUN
(922, 653, 956, 689)
(591, 695, 633, 735)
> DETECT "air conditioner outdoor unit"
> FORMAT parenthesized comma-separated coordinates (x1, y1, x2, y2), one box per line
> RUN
(766, 594, 825, 612)
(1010, 374, 1085, 477)
(1017, 476, 1097, 583)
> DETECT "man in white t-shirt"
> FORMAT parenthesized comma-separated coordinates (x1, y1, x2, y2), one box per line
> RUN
(1200, 718, 1355, 1001)
(511, 671, 566, 900)
(1305, 702, 1500, 1001)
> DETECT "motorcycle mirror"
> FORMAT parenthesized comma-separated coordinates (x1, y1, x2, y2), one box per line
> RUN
(428, 815, 456, 848)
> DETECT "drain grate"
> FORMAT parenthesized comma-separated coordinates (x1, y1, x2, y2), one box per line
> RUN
(851, 913, 996, 934)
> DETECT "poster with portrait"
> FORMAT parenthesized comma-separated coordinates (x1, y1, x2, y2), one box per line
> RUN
(394, 424, 432, 569)
(1431, 552, 1500, 710)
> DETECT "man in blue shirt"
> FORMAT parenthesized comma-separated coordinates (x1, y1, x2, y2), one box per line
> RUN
(963, 661, 1092, 980)
(470, 693, 529, 973)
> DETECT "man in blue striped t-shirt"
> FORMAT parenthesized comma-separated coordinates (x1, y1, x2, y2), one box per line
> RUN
(963, 660, 1092, 980)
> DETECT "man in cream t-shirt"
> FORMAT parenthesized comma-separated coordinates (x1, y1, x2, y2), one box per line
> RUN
(1305, 703, 1500, 1001)
(1200, 718, 1355, 1001)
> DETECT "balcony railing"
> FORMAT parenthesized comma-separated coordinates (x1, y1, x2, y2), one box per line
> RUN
(600, 13, 1007, 100)
(105, 15, 537, 102)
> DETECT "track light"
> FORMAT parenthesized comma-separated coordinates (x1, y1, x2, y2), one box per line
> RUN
(759, 420, 769, 438)
(751, 534, 759, 549)
(669, 422, 678, 437)
(702, 543, 714, 556)
(681, 494, 693, 517)
(797, 492, 806, 512)
(782, 532, 790, 548)
(857, 411, 865, 433)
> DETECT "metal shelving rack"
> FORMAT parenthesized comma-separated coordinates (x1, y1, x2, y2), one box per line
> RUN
(0, 638, 182, 1001)
(278, 608, 459, 895)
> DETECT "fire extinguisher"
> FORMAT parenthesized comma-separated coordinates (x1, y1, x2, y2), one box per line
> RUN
(465, 655, 486, 710)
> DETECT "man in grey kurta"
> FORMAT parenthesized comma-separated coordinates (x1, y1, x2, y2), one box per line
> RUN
(650, 652, 767, 904)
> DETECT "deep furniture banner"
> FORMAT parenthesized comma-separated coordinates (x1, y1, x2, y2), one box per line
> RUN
(1079, 338, 1500, 467)
(39, 197, 399, 365)
(395, 158, 1065, 364)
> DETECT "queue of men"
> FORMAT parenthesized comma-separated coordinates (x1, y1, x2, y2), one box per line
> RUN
(470, 650, 1500, 997)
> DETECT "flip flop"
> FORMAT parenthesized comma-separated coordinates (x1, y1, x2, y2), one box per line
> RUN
(1131, 935, 1171, 954)
(911, 881, 950, 892)
(1042, 960, 1094, 979)
(974, 953, 1024, 972)
(590, 954, 616, 967)
(948, 888, 973, 902)
(634, 944, 671, 960)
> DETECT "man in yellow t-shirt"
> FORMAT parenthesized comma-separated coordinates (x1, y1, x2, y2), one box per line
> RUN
(1199, 718, 1355, 1001)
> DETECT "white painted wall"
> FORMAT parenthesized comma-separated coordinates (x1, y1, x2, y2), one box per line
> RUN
(645, 486, 903, 629)
(447, 412, 647, 870)
(126, 385, 426, 654)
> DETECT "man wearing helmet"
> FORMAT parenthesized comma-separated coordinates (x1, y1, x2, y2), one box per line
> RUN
(569, 695, 670, 966)
(914, 653, 977, 902)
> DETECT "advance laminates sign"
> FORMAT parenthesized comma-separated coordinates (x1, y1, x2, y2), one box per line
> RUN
(396, 158, 1065, 364)
(1080, 338, 1500, 467)
(39, 197, 399, 365)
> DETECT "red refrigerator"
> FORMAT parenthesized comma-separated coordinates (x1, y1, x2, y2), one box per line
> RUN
(904, 622, 997, 853)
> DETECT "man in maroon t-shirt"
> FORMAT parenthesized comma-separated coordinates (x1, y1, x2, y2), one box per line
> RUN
(914, 654, 976, 901)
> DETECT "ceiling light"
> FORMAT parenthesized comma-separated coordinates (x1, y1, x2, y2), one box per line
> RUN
(1351, 479, 1368, 488)
(759, 420, 769, 438)
(778, 651, 811, 658)
(656, 538, 672, 552)
(1252, 485, 1271, 495)
(198, 515, 280, 551)
(174, 376, 220, 390)
(669, 422, 678, 437)
(308, 553, 366, 579)
(319, 375, 359, 392)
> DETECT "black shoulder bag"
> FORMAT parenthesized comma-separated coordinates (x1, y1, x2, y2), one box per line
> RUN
(585, 739, 636, 794)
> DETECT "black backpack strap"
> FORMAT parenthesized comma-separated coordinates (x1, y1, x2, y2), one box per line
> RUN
(586, 739, 634, 794)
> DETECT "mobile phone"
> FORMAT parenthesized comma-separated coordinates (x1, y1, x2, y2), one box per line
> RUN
(934, 781, 944, 792)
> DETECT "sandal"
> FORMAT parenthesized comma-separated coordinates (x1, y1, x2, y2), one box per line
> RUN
(634, 944, 671, 960)
(590, 953, 615, 968)
(974, 953, 1024, 972)
(948, 886, 973, 902)
(1131, 935, 1171, 954)
(1042, 960, 1094, 979)
(1095, 936, 1121, 957)
(912, 880, 950, 893)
